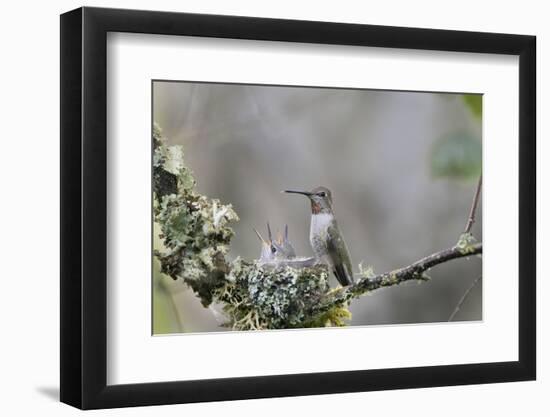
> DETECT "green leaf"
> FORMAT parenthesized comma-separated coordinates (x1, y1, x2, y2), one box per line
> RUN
(431, 132, 482, 180)
(463, 94, 482, 119)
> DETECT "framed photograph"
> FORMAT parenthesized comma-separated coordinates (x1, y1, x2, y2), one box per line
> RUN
(60, 6, 536, 409)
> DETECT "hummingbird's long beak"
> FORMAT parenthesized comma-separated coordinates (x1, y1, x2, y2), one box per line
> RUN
(283, 190, 312, 197)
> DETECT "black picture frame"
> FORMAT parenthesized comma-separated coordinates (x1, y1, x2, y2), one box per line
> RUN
(60, 6, 536, 410)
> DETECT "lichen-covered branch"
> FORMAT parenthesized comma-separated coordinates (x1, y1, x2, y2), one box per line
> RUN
(153, 123, 239, 306)
(153, 124, 351, 329)
(313, 241, 482, 315)
(152, 123, 482, 331)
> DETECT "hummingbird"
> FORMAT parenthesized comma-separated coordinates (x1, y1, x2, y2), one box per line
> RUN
(284, 186, 354, 286)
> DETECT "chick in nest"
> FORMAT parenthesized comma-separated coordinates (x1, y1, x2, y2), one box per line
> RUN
(254, 223, 316, 268)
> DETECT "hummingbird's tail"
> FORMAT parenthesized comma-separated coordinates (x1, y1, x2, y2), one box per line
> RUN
(333, 263, 354, 287)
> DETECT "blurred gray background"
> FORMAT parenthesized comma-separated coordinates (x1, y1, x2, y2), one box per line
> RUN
(153, 81, 482, 333)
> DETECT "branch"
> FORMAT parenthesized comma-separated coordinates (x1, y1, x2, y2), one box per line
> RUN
(464, 175, 482, 234)
(315, 242, 482, 314)
(448, 275, 482, 322)
(445, 176, 483, 321)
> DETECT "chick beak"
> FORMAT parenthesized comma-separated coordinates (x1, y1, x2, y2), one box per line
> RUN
(253, 228, 268, 246)
(276, 230, 283, 245)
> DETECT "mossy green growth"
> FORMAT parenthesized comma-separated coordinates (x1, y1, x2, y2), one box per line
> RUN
(463, 94, 482, 120)
(305, 304, 352, 328)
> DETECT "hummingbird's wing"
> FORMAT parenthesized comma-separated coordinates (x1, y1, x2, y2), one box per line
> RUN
(326, 223, 354, 286)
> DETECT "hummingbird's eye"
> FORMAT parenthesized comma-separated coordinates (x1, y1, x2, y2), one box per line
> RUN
(271, 246, 277, 253)
(318, 191, 326, 197)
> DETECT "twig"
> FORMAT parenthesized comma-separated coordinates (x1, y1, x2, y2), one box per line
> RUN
(448, 275, 482, 321)
(464, 175, 482, 234)
(316, 243, 482, 313)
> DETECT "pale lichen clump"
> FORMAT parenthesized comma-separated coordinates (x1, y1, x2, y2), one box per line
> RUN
(456, 232, 477, 255)
(153, 123, 352, 329)
(217, 259, 351, 330)
(153, 123, 239, 306)
(358, 262, 376, 280)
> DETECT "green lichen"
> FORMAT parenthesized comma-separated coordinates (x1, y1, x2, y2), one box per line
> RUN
(153, 123, 351, 329)
(381, 271, 398, 286)
(217, 248, 352, 331)
(153, 123, 238, 306)
(456, 232, 477, 255)
(305, 304, 352, 328)
(215, 259, 347, 330)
